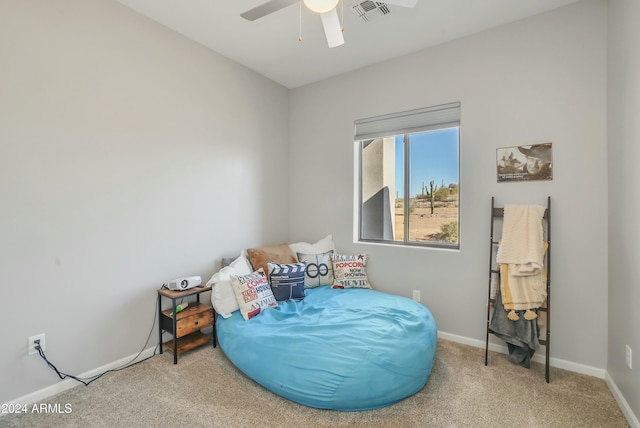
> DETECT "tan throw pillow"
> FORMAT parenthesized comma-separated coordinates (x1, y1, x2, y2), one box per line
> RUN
(246, 244, 297, 281)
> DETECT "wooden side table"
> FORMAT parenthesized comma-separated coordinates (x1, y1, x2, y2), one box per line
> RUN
(157, 285, 216, 364)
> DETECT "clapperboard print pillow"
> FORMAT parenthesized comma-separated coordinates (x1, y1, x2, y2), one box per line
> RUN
(267, 262, 306, 301)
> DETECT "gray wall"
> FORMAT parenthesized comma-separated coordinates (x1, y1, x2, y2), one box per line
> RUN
(0, 0, 289, 404)
(607, 0, 640, 420)
(289, 0, 608, 371)
(2, 0, 638, 422)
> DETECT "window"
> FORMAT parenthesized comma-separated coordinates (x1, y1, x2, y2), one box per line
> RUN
(356, 102, 460, 248)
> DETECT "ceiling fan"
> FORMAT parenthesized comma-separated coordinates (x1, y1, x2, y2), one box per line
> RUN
(241, 0, 418, 48)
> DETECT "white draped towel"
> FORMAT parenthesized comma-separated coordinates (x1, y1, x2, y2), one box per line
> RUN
(496, 204, 546, 276)
(496, 204, 547, 320)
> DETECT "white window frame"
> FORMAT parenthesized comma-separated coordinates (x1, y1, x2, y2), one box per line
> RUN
(355, 102, 461, 249)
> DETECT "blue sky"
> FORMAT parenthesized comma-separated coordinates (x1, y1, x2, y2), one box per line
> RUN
(395, 128, 459, 198)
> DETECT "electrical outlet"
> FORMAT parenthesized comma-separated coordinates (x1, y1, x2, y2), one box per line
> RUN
(28, 333, 45, 356)
(412, 289, 421, 302)
(625, 344, 632, 369)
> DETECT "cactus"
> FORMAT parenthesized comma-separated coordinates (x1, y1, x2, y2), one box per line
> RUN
(430, 180, 435, 215)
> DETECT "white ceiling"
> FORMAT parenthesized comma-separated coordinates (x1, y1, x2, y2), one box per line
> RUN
(115, 0, 581, 89)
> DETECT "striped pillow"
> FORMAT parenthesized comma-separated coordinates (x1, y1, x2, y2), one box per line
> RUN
(267, 262, 306, 301)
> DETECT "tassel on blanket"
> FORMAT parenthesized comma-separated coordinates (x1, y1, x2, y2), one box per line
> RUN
(506, 309, 538, 322)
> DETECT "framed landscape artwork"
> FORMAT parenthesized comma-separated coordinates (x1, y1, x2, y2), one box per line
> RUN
(496, 143, 553, 182)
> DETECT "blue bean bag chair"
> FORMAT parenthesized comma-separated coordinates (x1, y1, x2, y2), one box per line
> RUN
(216, 286, 437, 411)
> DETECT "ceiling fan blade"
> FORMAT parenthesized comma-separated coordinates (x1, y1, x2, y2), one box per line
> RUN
(240, 0, 299, 21)
(320, 8, 344, 48)
(383, 0, 418, 7)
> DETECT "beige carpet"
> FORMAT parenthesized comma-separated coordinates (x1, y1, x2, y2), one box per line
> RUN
(2, 339, 629, 427)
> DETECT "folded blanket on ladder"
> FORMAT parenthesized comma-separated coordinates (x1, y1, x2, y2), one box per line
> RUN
(496, 204, 546, 321)
(496, 204, 546, 275)
(499, 244, 548, 314)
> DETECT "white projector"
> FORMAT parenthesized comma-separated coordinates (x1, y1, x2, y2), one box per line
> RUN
(165, 276, 202, 291)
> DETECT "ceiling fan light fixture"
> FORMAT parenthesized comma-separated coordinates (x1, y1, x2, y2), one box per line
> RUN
(303, 0, 340, 14)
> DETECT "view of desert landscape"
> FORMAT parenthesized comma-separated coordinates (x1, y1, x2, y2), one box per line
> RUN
(394, 195, 459, 242)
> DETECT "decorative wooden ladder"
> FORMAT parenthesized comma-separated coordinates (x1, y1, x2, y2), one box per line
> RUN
(485, 196, 551, 383)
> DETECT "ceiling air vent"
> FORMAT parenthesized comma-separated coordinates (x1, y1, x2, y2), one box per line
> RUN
(352, 1, 391, 22)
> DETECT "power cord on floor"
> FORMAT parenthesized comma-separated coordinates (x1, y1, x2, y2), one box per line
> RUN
(34, 295, 162, 386)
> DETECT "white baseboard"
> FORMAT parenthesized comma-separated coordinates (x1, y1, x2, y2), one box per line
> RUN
(1, 347, 157, 413)
(605, 372, 640, 428)
(438, 331, 606, 378)
(4, 333, 637, 428)
(439, 331, 639, 427)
